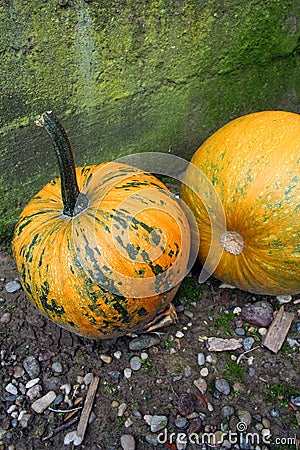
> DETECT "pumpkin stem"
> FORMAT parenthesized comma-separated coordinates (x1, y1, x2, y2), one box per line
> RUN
(35, 111, 89, 217)
(220, 231, 244, 255)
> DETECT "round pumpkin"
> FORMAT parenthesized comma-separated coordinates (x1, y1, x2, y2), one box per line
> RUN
(180, 110, 300, 295)
(12, 111, 190, 338)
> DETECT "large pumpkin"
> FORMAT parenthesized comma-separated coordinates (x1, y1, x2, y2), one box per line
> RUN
(12, 111, 190, 338)
(180, 110, 300, 295)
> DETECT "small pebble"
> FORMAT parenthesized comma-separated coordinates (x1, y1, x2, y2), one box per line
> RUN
(241, 301, 273, 327)
(120, 434, 136, 450)
(261, 428, 271, 439)
(5, 383, 18, 396)
(291, 396, 300, 407)
(0, 312, 11, 324)
(5, 280, 21, 293)
(60, 384, 71, 395)
(269, 408, 280, 418)
(207, 402, 214, 412)
(233, 307, 242, 315)
(247, 355, 254, 365)
(108, 370, 122, 380)
(243, 337, 255, 351)
(64, 430, 83, 446)
(124, 368, 132, 379)
(89, 411, 96, 425)
(276, 294, 292, 304)
(175, 417, 188, 429)
(205, 354, 215, 364)
(221, 405, 235, 418)
(248, 367, 256, 377)
(25, 378, 40, 389)
(149, 415, 168, 433)
(184, 366, 192, 378)
(114, 350, 122, 359)
(13, 366, 25, 378)
(51, 361, 63, 373)
(118, 402, 127, 417)
(258, 327, 267, 336)
(178, 393, 195, 416)
(194, 377, 207, 394)
(213, 389, 223, 399)
(100, 354, 112, 364)
(296, 322, 300, 332)
(184, 310, 194, 319)
(237, 410, 252, 426)
(84, 373, 94, 385)
(23, 356, 40, 378)
(26, 385, 42, 401)
(140, 352, 148, 360)
(145, 434, 158, 446)
(287, 337, 299, 348)
(197, 352, 205, 366)
(215, 378, 230, 395)
(53, 393, 64, 406)
(235, 327, 245, 336)
(7, 405, 17, 414)
(200, 367, 209, 377)
(175, 331, 184, 338)
(129, 334, 160, 351)
(130, 356, 142, 371)
(112, 400, 119, 408)
(124, 417, 134, 428)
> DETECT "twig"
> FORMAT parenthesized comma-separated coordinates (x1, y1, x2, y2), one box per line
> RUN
(42, 416, 79, 441)
(236, 345, 260, 364)
(48, 406, 82, 414)
(76, 375, 100, 440)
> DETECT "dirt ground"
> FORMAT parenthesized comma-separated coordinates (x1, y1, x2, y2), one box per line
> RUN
(0, 244, 299, 450)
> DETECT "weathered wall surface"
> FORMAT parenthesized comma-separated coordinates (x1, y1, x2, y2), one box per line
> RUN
(1, 0, 300, 239)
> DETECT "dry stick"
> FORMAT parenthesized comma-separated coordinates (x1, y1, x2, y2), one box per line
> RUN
(76, 375, 100, 441)
(263, 306, 295, 353)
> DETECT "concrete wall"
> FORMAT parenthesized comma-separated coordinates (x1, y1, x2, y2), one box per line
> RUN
(1, 0, 300, 239)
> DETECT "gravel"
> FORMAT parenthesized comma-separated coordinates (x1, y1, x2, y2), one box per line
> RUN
(0, 249, 299, 449)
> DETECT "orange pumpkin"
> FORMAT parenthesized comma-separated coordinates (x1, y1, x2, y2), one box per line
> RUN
(12, 111, 190, 338)
(181, 110, 300, 295)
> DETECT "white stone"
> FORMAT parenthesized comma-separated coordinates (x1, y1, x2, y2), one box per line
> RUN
(118, 402, 127, 417)
(31, 391, 56, 414)
(200, 367, 209, 377)
(64, 430, 83, 446)
(120, 434, 136, 450)
(5, 383, 18, 396)
(175, 331, 184, 338)
(124, 368, 132, 379)
(25, 378, 40, 389)
(100, 354, 112, 364)
(60, 383, 71, 395)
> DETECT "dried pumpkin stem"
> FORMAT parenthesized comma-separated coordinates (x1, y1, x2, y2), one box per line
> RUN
(220, 230, 244, 255)
(35, 111, 88, 217)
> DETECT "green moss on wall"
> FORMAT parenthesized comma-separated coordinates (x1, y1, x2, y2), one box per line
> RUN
(1, 0, 300, 240)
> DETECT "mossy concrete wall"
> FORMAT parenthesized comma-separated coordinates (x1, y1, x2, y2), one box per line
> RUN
(1, 0, 300, 239)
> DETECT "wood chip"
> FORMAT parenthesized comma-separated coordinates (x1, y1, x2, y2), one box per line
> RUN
(206, 337, 243, 352)
(263, 306, 295, 353)
(76, 375, 99, 441)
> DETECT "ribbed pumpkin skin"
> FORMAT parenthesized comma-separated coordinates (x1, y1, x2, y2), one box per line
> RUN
(180, 110, 300, 295)
(13, 162, 190, 338)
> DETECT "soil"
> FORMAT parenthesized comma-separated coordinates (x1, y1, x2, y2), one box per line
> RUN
(0, 245, 299, 450)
